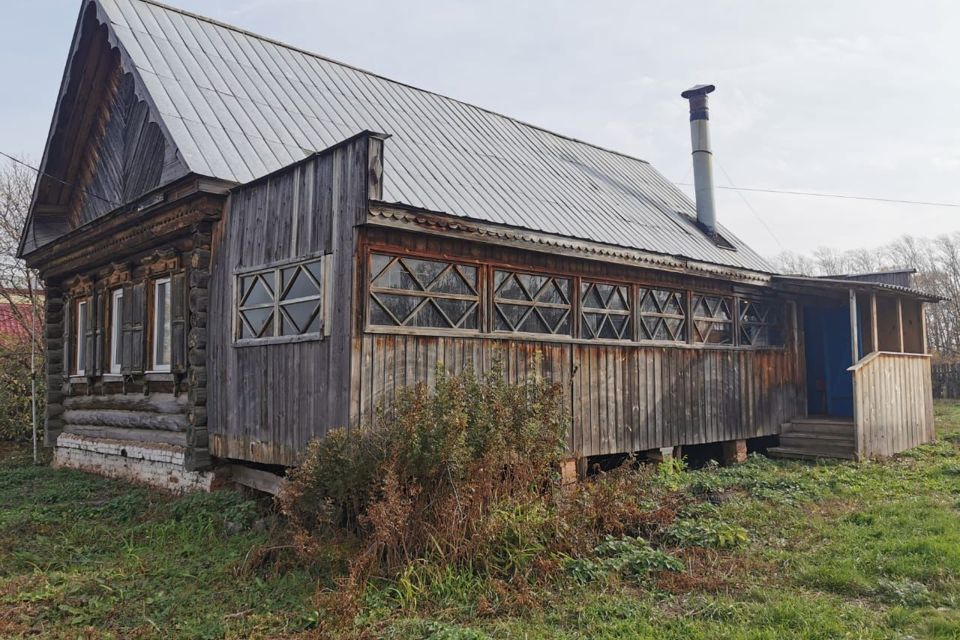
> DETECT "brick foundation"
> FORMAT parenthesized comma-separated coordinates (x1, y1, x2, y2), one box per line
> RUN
(53, 433, 222, 493)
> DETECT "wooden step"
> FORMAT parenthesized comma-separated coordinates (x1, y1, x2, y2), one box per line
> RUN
(781, 418, 855, 437)
(779, 432, 855, 448)
(767, 445, 856, 461)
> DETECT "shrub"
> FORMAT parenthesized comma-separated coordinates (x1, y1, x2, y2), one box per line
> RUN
(0, 338, 42, 442)
(278, 364, 568, 579)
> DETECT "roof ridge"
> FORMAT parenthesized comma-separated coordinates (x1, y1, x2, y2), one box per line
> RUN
(128, 0, 652, 166)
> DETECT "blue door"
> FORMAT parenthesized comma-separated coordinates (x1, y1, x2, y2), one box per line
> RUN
(804, 306, 854, 417)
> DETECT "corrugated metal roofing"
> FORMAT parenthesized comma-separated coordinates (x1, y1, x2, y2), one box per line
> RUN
(92, 0, 773, 273)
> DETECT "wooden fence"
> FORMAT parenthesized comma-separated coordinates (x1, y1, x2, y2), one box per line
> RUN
(932, 363, 960, 399)
(850, 352, 935, 458)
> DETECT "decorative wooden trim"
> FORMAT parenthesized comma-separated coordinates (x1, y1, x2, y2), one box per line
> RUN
(142, 249, 180, 275)
(102, 262, 133, 287)
(65, 275, 94, 297)
(43, 285, 66, 447)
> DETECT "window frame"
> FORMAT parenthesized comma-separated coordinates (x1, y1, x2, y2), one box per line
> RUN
(691, 293, 735, 346)
(234, 255, 325, 347)
(492, 268, 572, 337)
(366, 252, 482, 333)
(579, 280, 632, 341)
(636, 286, 688, 344)
(151, 277, 172, 373)
(75, 298, 88, 376)
(109, 288, 123, 375)
(738, 298, 786, 348)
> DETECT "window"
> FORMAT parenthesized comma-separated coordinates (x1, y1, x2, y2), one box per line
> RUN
(237, 258, 323, 341)
(692, 294, 733, 345)
(368, 254, 479, 330)
(580, 281, 631, 340)
(638, 288, 686, 342)
(739, 299, 784, 347)
(153, 278, 172, 371)
(75, 299, 88, 375)
(494, 270, 571, 335)
(110, 289, 123, 374)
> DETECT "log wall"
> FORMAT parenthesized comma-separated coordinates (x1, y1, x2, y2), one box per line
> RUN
(851, 352, 935, 458)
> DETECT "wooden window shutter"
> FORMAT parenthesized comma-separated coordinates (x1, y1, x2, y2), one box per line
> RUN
(130, 282, 146, 374)
(120, 283, 134, 373)
(93, 291, 105, 375)
(170, 272, 187, 373)
(83, 291, 96, 376)
(63, 296, 72, 376)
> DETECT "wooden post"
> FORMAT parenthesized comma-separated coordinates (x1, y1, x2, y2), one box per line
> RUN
(870, 293, 879, 353)
(721, 439, 748, 464)
(920, 303, 928, 355)
(849, 289, 859, 364)
(896, 298, 905, 353)
(560, 457, 580, 486)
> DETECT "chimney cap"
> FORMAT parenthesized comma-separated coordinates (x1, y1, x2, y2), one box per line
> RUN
(681, 84, 716, 99)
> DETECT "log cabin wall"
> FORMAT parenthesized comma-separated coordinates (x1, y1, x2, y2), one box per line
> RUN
(207, 133, 382, 466)
(354, 227, 806, 458)
(53, 245, 197, 463)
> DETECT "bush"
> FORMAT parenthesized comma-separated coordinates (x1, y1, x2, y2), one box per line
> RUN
(278, 364, 569, 579)
(0, 338, 42, 442)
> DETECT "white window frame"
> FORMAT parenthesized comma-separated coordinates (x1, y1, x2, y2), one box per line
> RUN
(151, 277, 172, 373)
(110, 288, 124, 374)
(75, 299, 88, 376)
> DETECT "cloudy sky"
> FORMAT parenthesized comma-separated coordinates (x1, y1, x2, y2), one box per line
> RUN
(2, 0, 958, 258)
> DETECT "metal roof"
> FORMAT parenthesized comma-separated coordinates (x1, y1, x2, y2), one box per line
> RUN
(91, 0, 773, 273)
(773, 274, 942, 303)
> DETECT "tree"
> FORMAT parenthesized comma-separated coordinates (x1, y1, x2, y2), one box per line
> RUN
(771, 232, 960, 359)
(0, 158, 42, 442)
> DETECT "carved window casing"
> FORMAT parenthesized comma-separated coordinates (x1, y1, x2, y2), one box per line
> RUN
(580, 281, 631, 340)
(236, 258, 324, 341)
(739, 299, 785, 347)
(638, 288, 687, 342)
(494, 270, 571, 335)
(368, 254, 480, 330)
(692, 294, 734, 345)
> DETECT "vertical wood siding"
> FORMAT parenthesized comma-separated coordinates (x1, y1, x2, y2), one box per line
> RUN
(852, 352, 935, 458)
(356, 334, 804, 457)
(208, 136, 370, 465)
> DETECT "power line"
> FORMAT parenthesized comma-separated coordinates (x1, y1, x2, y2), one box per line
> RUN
(675, 179, 960, 209)
(715, 162, 785, 253)
(0, 151, 121, 207)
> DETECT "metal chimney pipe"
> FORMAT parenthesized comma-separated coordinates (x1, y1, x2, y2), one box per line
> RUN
(681, 84, 718, 236)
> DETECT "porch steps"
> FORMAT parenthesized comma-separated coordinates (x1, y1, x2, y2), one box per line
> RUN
(768, 417, 856, 461)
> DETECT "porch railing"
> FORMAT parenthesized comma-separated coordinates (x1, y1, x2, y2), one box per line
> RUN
(848, 351, 935, 459)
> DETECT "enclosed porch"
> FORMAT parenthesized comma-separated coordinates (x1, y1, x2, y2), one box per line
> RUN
(769, 276, 938, 460)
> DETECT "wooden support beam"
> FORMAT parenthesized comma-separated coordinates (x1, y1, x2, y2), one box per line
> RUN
(849, 289, 859, 364)
(921, 303, 928, 354)
(721, 439, 748, 464)
(870, 293, 879, 353)
(227, 465, 287, 496)
(896, 298, 905, 353)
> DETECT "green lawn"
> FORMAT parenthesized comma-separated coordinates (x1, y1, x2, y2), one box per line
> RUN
(2, 403, 959, 639)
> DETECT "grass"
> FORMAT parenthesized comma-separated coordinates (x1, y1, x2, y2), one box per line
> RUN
(2, 402, 959, 639)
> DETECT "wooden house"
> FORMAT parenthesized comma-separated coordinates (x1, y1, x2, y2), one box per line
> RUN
(20, 0, 939, 490)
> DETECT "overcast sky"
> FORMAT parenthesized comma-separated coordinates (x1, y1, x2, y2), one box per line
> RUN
(2, 0, 958, 258)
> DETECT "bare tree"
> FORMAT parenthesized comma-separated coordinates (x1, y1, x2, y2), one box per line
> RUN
(771, 231, 960, 360)
(0, 158, 42, 353)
